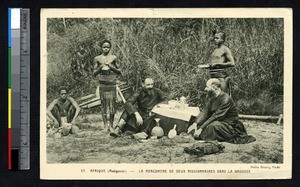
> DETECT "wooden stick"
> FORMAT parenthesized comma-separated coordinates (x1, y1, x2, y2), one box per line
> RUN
(276, 114, 283, 125)
(198, 64, 210, 69)
(79, 97, 100, 107)
(117, 85, 126, 103)
(78, 94, 95, 101)
(117, 82, 127, 87)
(120, 87, 132, 92)
(84, 100, 101, 109)
(239, 114, 282, 121)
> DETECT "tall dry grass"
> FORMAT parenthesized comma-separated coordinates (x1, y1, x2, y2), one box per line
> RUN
(47, 18, 283, 115)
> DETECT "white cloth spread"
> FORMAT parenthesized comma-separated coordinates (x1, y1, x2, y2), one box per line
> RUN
(151, 105, 200, 121)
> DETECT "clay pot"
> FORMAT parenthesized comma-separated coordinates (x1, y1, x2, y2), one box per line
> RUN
(151, 119, 164, 138)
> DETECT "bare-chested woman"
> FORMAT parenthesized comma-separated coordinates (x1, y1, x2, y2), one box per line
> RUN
(93, 40, 121, 132)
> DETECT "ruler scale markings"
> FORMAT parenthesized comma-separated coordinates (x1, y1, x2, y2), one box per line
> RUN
(19, 9, 30, 170)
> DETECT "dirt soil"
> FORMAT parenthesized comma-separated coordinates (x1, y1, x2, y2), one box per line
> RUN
(46, 113, 283, 164)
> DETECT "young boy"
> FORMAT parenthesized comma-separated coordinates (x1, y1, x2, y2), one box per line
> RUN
(93, 40, 122, 132)
(209, 31, 235, 96)
(47, 87, 81, 127)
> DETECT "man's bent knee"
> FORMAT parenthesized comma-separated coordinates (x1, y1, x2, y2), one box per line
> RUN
(207, 121, 223, 128)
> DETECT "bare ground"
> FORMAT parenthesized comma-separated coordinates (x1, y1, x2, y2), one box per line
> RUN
(46, 112, 283, 164)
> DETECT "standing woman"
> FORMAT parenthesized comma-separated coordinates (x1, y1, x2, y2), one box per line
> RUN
(93, 40, 121, 132)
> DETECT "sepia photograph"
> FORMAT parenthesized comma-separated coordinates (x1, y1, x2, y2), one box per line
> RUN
(40, 8, 292, 179)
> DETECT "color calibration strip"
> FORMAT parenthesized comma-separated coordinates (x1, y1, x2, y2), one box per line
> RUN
(8, 8, 30, 170)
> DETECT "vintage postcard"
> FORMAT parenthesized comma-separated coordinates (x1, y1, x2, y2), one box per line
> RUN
(40, 8, 292, 179)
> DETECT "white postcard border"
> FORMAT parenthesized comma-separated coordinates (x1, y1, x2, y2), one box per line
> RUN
(40, 8, 293, 180)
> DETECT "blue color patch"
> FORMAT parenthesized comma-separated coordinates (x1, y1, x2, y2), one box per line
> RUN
(8, 8, 11, 47)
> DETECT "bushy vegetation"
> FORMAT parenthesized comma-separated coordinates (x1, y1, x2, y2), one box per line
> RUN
(47, 18, 283, 115)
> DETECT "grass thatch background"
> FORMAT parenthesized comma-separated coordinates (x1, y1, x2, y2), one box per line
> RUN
(47, 18, 283, 115)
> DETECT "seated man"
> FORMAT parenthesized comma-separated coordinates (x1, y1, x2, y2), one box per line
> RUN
(188, 78, 255, 144)
(47, 87, 81, 128)
(110, 78, 166, 137)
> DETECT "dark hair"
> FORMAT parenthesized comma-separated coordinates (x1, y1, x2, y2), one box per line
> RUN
(217, 32, 226, 40)
(58, 86, 68, 94)
(100, 39, 112, 47)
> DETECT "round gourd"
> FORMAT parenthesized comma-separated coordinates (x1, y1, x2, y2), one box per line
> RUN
(71, 125, 80, 134)
(61, 126, 70, 136)
(151, 126, 164, 138)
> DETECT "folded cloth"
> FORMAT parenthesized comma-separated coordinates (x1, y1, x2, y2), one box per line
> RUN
(151, 107, 200, 121)
(138, 136, 158, 143)
(173, 132, 196, 143)
(132, 132, 148, 140)
(184, 141, 225, 157)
